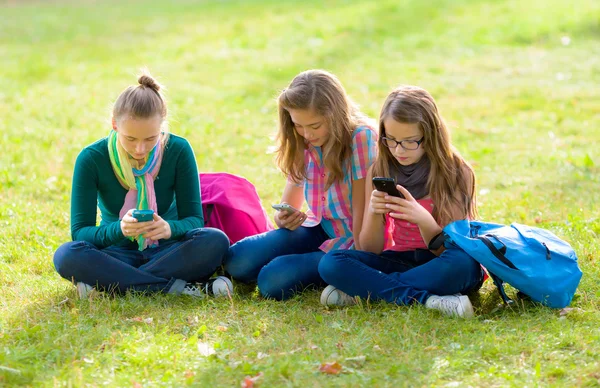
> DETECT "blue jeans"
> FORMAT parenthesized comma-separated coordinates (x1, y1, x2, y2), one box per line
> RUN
(224, 225, 329, 300)
(53, 228, 229, 294)
(318, 247, 484, 305)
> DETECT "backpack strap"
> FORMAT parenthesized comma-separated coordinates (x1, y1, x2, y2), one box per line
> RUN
(204, 204, 214, 224)
(488, 272, 514, 306)
(475, 235, 518, 270)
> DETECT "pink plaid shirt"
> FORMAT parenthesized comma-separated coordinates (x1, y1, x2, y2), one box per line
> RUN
(296, 126, 378, 252)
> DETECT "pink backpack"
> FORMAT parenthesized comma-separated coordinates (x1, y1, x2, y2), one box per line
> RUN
(199, 172, 274, 244)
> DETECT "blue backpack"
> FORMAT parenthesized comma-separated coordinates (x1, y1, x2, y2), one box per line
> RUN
(442, 220, 582, 308)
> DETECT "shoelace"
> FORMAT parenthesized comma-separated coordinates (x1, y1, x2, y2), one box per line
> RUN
(439, 298, 460, 314)
(183, 284, 206, 296)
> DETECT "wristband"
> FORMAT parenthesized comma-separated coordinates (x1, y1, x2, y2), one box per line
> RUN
(428, 232, 447, 250)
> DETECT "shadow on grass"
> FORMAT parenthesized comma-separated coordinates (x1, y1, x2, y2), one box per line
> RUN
(0, 284, 238, 385)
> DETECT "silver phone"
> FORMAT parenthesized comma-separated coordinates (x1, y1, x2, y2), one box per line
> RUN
(271, 203, 298, 214)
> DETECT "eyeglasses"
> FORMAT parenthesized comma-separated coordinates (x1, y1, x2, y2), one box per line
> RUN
(381, 136, 424, 150)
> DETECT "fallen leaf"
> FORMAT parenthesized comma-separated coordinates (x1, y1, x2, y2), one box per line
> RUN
(197, 341, 216, 357)
(319, 361, 343, 375)
(240, 372, 263, 388)
(216, 325, 228, 332)
(184, 370, 195, 378)
(336, 342, 344, 349)
(559, 307, 582, 316)
(309, 344, 319, 350)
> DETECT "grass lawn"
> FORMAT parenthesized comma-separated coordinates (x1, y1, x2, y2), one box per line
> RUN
(1, 0, 599, 386)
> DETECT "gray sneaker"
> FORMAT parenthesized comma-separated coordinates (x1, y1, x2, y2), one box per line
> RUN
(181, 276, 233, 298)
(425, 294, 474, 318)
(320, 285, 357, 306)
(205, 276, 233, 297)
(76, 282, 94, 299)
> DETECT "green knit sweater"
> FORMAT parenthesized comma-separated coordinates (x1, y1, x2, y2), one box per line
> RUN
(70, 134, 203, 249)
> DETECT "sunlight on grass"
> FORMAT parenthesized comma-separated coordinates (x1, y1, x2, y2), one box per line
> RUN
(0, 0, 599, 385)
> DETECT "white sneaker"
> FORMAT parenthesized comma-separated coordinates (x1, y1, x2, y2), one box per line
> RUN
(181, 276, 233, 298)
(181, 283, 204, 297)
(320, 285, 356, 306)
(425, 294, 474, 318)
(205, 276, 233, 297)
(76, 282, 93, 299)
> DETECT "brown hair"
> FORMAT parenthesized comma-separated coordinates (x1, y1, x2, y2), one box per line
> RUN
(113, 70, 168, 124)
(373, 86, 477, 226)
(275, 69, 371, 187)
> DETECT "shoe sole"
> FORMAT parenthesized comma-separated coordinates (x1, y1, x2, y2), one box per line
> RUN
(77, 282, 91, 299)
(320, 285, 337, 306)
(459, 295, 474, 318)
(213, 277, 233, 297)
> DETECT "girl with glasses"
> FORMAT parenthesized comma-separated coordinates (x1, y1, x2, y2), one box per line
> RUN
(318, 86, 485, 317)
(224, 69, 378, 300)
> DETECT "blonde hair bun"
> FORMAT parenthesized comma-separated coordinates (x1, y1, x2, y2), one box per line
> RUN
(138, 73, 161, 92)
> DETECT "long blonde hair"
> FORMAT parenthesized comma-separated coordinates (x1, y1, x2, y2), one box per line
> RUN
(373, 86, 477, 226)
(275, 69, 370, 187)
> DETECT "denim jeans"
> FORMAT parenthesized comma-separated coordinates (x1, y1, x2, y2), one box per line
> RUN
(224, 225, 329, 300)
(53, 228, 229, 294)
(318, 247, 484, 305)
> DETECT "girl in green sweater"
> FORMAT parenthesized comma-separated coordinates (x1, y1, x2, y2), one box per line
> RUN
(53, 72, 232, 299)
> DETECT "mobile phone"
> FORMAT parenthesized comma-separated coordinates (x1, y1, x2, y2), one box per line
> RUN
(272, 203, 299, 215)
(372, 177, 404, 198)
(132, 209, 155, 222)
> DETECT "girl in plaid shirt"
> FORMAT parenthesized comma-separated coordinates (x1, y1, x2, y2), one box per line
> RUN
(224, 70, 377, 300)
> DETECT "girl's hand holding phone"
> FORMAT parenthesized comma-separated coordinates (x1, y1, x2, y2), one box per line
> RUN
(369, 189, 392, 215)
(121, 209, 172, 240)
(273, 203, 307, 231)
(141, 213, 171, 240)
(384, 185, 433, 226)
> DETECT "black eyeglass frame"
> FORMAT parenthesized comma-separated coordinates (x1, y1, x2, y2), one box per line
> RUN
(380, 136, 424, 150)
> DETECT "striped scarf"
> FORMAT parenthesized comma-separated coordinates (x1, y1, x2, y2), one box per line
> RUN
(108, 130, 164, 250)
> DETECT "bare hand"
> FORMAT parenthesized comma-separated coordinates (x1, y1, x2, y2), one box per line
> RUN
(120, 209, 154, 238)
(274, 204, 307, 231)
(140, 213, 172, 240)
(384, 185, 435, 227)
(369, 189, 392, 215)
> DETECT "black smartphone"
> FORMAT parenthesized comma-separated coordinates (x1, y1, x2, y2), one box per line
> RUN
(372, 177, 404, 198)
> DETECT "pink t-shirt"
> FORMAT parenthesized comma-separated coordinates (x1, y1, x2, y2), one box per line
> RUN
(386, 198, 436, 251)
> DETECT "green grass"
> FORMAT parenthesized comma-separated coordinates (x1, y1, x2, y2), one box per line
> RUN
(1, 0, 599, 385)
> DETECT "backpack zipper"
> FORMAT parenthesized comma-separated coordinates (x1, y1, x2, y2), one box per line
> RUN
(542, 242, 551, 260)
(470, 224, 481, 238)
